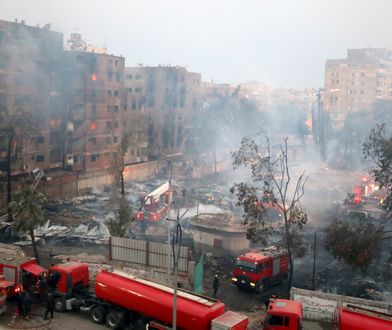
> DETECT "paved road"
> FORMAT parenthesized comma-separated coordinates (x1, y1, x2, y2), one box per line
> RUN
(0, 301, 109, 330)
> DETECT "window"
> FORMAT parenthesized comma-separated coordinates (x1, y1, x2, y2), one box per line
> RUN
(36, 136, 45, 144)
(113, 136, 118, 143)
(106, 136, 112, 144)
(135, 87, 142, 93)
(132, 99, 137, 110)
(50, 149, 62, 163)
(213, 239, 222, 248)
(35, 155, 45, 163)
(115, 59, 119, 66)
(135, 74, 142, 80)
(235, 260, 258, 272)
(114, 121, 118, 128)
(92, 105, 97, 113)
(108, 72, 113, 81)
(114, 90, 119, 97)
(107, 121, 112, 129)
(88, 137, 96, 145)
(107, 90, 112, 97)
(49, 132, 62, 145)
(107, 105, 112, 112)
(115, 72, 121, 82)
(126, 74, 133, 79)
(128, 88, 133, 93)
(266, 315, 284, 326)
(114, 105, 119, 113)
(91, 153, 99, 161)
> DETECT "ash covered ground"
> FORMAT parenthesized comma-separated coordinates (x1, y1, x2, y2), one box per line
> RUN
(1, 166, 392, 312)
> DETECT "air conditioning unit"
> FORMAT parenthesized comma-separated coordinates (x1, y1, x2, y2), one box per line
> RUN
(67, 122, 74, 132)
(66, 155, 74, 165)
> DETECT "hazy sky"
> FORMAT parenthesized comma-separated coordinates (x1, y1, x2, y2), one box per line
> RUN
(1, 0, 391, 88)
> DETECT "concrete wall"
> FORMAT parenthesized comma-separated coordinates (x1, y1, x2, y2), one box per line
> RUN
(290, 287, 392, 322)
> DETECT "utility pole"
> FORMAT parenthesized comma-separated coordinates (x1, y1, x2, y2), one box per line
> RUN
(167, 209, 187, 330)
(312, 232, 317, 290)
(167, 159, 173, 281)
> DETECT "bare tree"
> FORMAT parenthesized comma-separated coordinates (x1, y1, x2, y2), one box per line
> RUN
(109, 133, 131, 197)
(231, 136, 308, 295)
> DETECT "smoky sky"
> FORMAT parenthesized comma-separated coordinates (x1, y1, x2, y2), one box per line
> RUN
(1, 0, 391, 88)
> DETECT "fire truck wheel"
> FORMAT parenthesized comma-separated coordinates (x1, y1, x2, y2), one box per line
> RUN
(106, 311, 122, 329)
(90, 306, 106, 324)
(54, 297, 66, 312)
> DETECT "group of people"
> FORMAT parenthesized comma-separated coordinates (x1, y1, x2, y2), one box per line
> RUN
(16, 272, 58, 321)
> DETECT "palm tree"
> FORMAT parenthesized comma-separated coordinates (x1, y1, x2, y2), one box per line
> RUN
(8, 188, 47, 264)
(0, 106, 38, 207)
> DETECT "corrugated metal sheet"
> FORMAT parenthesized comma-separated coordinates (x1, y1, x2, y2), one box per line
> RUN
(110, 236, 188, 272)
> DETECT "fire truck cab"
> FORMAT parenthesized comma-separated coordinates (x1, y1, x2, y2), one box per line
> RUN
(232, 247, 288, 292)
(263, 299, 302, 330)
(49, 262, 89, 312)
(0, 275, 13, 316)
(0, 256, 47, 297)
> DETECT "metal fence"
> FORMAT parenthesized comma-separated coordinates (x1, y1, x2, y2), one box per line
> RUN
(109, 236, 189, 272)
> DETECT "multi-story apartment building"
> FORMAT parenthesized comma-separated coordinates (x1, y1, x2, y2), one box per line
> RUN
(62, 50, 125, 172)
(0, 19, 65, 176)
(124, 66, 201, 158)
(324, 48, 392, 128)
(0, 19, 127, 179)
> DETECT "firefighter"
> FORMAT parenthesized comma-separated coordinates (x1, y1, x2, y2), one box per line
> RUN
(213, 274, 219, 298)
(43, 291, 55, 320)
(22, 290, 33, 320)
(17, 290, 24, 316)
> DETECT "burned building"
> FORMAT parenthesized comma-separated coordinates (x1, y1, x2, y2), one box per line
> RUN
(62, 49, 125, 172)
(124, 66, 201, 158)
(0, 19, 65, 176)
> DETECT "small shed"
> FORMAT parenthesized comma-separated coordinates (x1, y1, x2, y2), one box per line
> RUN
(190, 213, 249, 255)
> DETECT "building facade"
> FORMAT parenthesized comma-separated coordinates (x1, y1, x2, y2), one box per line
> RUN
(0, 19, 65, 176)
(324, 48, 392, 128)
(62, 51, 125, 172)
(124, 66, 201, 158)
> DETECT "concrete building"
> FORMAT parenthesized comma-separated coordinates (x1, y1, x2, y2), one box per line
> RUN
(124, 66, 201, 158)
(0, 19, 65, 176)
(62, 50, 125, 172)
(324, 48, 392, 128)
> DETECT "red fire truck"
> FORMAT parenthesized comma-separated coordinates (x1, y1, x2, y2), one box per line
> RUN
(0, 256, 47, 296)
(231, 246, 289, 292)
(136, 181, 174, 222)
(49, 262, 249, 330)
(263, 298, 392, 330)
(0, 275, 13, 316)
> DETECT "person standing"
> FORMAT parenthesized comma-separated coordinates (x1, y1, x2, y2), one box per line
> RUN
(44, 291, 55, 320)
(17, 290, 24, 317)
(23, 290, 32, 320)
(213, 274, 219, 298)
